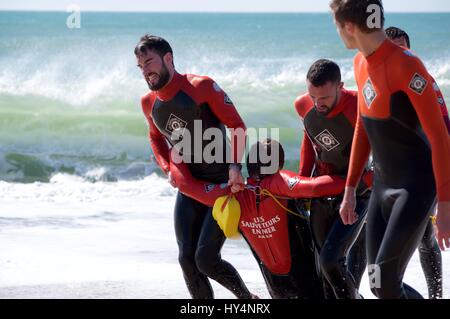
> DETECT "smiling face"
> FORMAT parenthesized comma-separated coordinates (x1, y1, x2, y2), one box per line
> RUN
(136, 50, 172, 91)
(307, 80, 343, 115)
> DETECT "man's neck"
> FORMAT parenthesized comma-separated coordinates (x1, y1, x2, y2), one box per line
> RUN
(158, 69, 176, 92)
(356, 30, 387, 57)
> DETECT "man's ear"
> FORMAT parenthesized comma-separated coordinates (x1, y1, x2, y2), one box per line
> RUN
(344, 22, 355, 36)
(163, 52, 174, 67)
(339, 82, 344, 90)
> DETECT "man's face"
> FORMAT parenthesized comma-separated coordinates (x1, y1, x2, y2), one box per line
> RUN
(307, 80, 342, 115)
(390, 36, 409, 48)
(136, 50, 171, 91)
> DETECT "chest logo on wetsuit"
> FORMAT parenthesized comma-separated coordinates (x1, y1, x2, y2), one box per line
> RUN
(287, 176, 300, 190)
(204, 184, 216, 193)
(165, 113, 187, 138)
(409, 73, 428, 95)
(363, 79, 377, 108)
(314, 129, 340, 152)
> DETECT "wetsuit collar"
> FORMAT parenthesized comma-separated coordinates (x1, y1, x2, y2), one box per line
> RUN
(155, 71, 183, 101)
(326, 88, 349, 118)
(365, 39, 395, 67)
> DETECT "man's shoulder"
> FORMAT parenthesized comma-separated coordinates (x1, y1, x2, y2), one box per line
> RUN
(294, 93, 313, 118)
(388, 45, 426, 71)
(342, 88, 358, 106)
(340, 88, 358, 124)
(186, 73, 215, 88)
(141, 91, 157, 110)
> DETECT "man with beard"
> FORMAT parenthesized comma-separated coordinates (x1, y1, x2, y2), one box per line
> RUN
(135, 34, 253, 299)
(294, 59, 372, 298)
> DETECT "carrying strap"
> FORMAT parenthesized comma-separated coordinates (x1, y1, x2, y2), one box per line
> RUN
(245, 185, 307, 220)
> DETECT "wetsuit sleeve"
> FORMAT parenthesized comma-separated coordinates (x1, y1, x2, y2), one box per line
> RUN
(141, 96, 170, 174)
(398, 59, 450, 201)
(262, 170, 346, 198)
(169, 153, 230, 207)
(346, 112, 372, 188)
(346, 56, 372, 189)
(299, 131, 315, 177)
(434, 80, 450, 134)
(201, 78, 247, 164)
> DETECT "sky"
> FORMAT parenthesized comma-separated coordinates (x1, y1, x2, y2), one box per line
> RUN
(1, 0, 450, 13)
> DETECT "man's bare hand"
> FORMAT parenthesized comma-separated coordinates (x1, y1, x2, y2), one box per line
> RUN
(228, 165, 244, 193)
(339, 186, 358, 225)
(435, 201, 450, 251)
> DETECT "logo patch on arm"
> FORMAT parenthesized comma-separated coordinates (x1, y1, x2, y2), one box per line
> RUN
(314, 129, 341, 151)
(224, 93, 233, 105)
(165, 113, 187, 138)
(287, 176, 300, 190)
(433, 82, 440, 92)
(409, 73, 428, 95)
(363, 79, 377, 108)
(212, 82, 222, 92)
(205, 184, 216, 193)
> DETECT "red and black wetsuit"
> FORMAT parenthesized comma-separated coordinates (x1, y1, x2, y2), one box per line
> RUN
(348, 39, 450, 299)
(432, 78, 450, 134)
(169, 155, 346, 299)
(141, 72, 249, 299)
(418, 75, 447, 299)
(295, 89, 370, 298)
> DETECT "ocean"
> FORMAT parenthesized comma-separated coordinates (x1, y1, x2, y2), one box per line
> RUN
(0, 11, 449, 298)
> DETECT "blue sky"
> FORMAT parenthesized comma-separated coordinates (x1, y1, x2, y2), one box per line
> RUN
(1, 0, 450, 12)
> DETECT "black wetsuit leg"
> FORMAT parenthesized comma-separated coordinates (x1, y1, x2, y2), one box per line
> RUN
(249, 249, 299, 299)
(288, 201, 324, 300)
(366, 181, 436, 299)
(347, 223, 367, 290)
(419, 218, 443, 299)
(174, 191, 251, 299)
(309, 195, 369, 299)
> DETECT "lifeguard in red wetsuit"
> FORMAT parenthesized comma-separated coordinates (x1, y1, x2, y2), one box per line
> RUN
(170, 139, 347, 299)
(330, 0, 450, 299)
(385, 25, 448, 300)
(136, 34, 251, 299)
(294, 59, 371, 299)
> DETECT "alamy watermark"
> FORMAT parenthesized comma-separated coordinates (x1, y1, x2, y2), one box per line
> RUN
(66, 4, 81, 29)
(368, 263, 381, 289)
(366, 4, 382, 29)
(168, 121, 281, 175)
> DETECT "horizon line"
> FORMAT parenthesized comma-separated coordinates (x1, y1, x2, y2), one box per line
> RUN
(1, 9, 450, 14)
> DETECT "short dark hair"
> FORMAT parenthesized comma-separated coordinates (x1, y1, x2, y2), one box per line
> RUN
(307, 59, 341, 87)
(134, 34, 173, 58)
(330, 0, 385, 33)
(385, 26, 411, 49)
(246, 139, 285, 180)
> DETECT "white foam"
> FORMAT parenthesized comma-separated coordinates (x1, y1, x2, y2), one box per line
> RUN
(0, 177, 449, 298)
